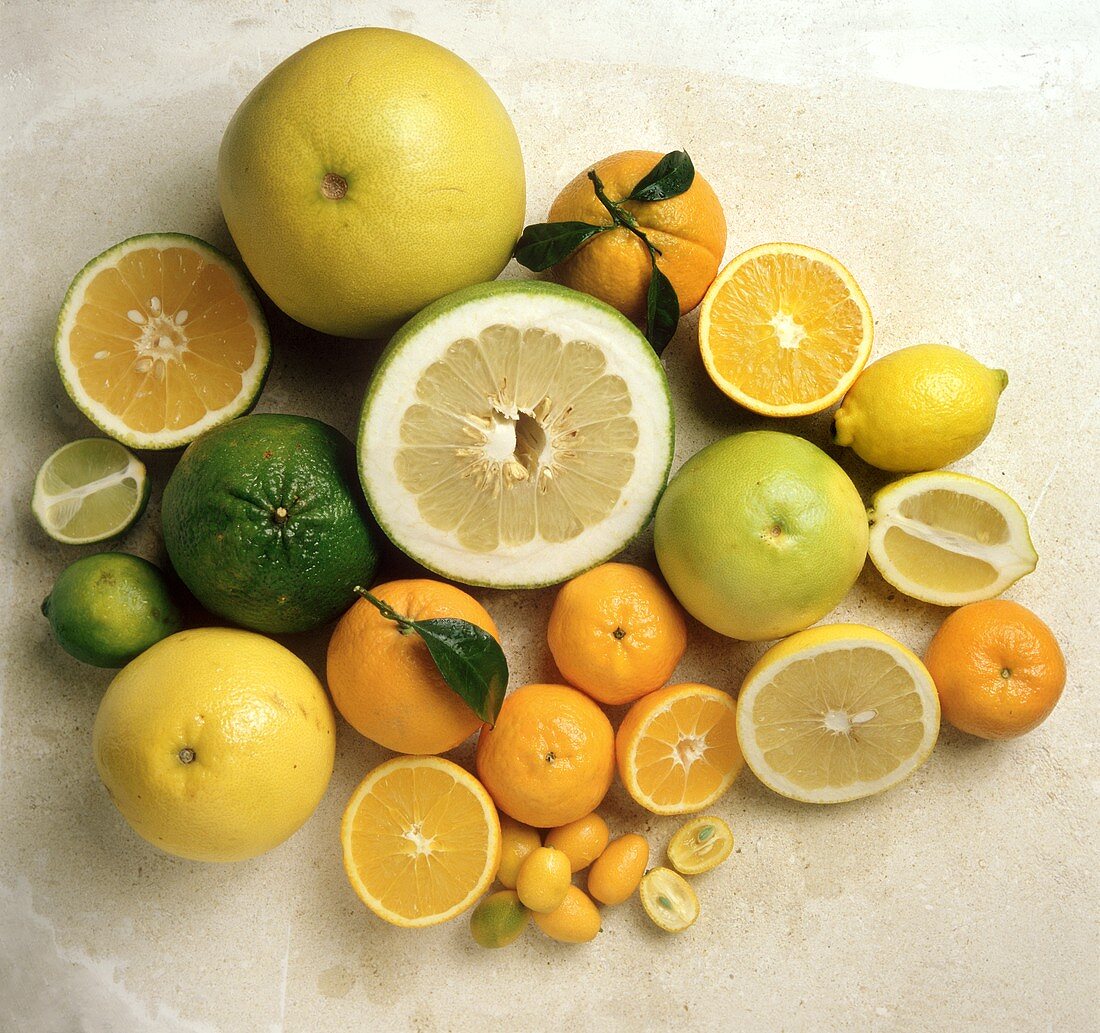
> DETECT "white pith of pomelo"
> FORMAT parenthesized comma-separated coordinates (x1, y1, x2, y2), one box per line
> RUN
(359, 281, 674, 588)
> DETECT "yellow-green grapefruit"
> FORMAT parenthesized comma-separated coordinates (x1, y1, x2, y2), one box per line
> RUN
(218, 28, 526, 339)
(654, 431, 868, 641)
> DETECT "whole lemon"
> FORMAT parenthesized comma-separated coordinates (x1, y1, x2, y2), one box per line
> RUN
(93, 628, 335, 862)
(654, 431, 868, 641)
(218, 28, 525, 339)
(833, 344, 1007, 471)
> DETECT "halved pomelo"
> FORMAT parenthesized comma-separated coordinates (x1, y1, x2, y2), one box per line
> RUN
(359, 280, 674, 588)
(55, 233, 270, 449)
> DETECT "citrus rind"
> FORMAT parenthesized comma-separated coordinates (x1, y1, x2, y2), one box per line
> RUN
(868, 471, 1038, 606)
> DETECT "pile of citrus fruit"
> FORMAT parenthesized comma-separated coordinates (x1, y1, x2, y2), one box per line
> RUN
(33, 25, 1068, 950)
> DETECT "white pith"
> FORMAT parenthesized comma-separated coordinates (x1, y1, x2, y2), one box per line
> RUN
(361, 289, 673, 586)
(55, 235, 270, 449)
(737, 636, 940, 805)
(868, 471, 1038, 606)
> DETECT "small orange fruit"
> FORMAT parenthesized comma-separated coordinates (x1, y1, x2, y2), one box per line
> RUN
(327, 579, 499, 755)
(545, 812, 610, 873)
(617, 682, 742, 814)
(547, 563, 688, 705)
(476, 683, 615, 828)
(547, 150, 726, 324)
(587, 834, 649, 906)
(515, 846, 572, 913)
(532, 885, 602, 944)
(497, 815, 542, 889)
(699, 243, 873, 416)
(924, 599, 1066, 739)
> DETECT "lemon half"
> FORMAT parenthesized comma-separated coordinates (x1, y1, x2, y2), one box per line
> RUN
(868, 471, 1037, 606)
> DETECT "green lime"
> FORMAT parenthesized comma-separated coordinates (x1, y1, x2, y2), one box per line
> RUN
(161, 414, 380, 634)
(469, 890, 529, 948)
(43, 553, 182, 668)
(32, 439, 149, 544)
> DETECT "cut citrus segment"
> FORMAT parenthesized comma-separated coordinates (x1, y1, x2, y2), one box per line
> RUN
(667, 815, 734, 875)
(699, 243, 873, 416)
(616, 683, 743, 815)
(55, 234, 270, 449)
(359, 280, 674, 588)
(340, 755, 501, 928)
(868, 471, 1038, 606)
(639, 867, 698, 932)
(32, 438, 149, 544)
(736, 624, 940, 804)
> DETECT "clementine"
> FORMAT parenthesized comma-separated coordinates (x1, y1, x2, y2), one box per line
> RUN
(475, 683, 615, 828)
(924, 599, 1066, 740)
(547, 562, 687, 705)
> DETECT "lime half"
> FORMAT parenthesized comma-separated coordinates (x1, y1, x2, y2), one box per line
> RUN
(33, 438, 149, 544)
(359, 280, 674, 588)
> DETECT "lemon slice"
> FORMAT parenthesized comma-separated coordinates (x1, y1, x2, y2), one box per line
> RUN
(639, 868, 699, 932)
(699, 243, 873, 416)
(32, 438, 149, 544)
(55, 234, 270, 449)
(868, 471, 1037, 606)
(341, 755, 501, 928)
(737, 624, 939, 804)
(360, 280, 674, 588)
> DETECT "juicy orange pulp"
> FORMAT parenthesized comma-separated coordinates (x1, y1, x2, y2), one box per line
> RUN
(700, 243, 872, 416)
(67, 242, 263, 437)
(341, 756, 501, 928)
(617, 683, 743, 814)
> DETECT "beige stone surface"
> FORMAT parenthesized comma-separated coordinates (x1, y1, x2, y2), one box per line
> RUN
(2, 2, 1098, 1031)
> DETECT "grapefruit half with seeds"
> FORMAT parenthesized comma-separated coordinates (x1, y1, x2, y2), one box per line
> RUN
(54, 233, 270, 450)
(358, 280, 674, 588)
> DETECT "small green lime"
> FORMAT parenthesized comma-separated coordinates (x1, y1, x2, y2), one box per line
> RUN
(43, 553, 182, 668)
(161, 414, 380, 634)
(469, 890, 529, 948)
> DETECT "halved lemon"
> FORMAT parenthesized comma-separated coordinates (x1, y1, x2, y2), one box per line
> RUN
(32, 438, 148, 544)
(341, 755, 502, 928)
(55, 233, 270, 449)
(868, 471, 1038, 606)
(616, 683, 743, 815)
(699, 243, 873, 416)
(359, 280, 674, 588)
(736, 624, 940, 804)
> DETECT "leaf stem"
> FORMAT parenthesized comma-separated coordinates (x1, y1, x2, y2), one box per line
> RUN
(586, 171, 663, 257)
(354, 586, 413, 629)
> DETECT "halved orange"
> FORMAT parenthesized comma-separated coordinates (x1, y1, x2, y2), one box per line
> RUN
(616, 682, 743, 815)
(341, 755, 502, 928)
(55, 233, 270, 449)
(699, 243, 872, 416)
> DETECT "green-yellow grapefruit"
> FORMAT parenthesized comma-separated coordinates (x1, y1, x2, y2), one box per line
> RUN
(654, 431, 868, 641)
(218, 28, 525, 339)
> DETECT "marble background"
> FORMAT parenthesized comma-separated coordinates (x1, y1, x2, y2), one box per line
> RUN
(2, 1, 1097, 1030)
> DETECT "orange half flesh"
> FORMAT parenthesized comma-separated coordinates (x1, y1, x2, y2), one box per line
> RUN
(699, 243, 873, 416)
(55, 234, 269, 448)
(617, 683, 743, 814)
(341, 755, 502, 928)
